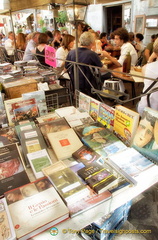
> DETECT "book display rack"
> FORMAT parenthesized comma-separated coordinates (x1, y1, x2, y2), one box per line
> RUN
(0, 61, 158, 240)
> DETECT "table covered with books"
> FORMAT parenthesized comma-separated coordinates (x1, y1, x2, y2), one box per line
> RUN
(1, 61, 158, 240)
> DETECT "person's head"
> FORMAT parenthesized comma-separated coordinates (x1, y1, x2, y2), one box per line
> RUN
(6, 190, 23, 203)
(8, 31, 15, 40)
(38, 33, 48, 44)
(133, 111, 155, 148)
(128, 32, 135, 43)
(36, 179, 51, 191)
(113, 28, 129, 46)
(16, 32, 26, 47)
(45, 30, 53, 39)
(135, 33, 144, 42)
(61, 34, 75, 50)
(79, 32, 95, 48)
(99, 32, 107, 42)
(53, 30, 61, 40)
(32, 32, 40, 44)
(91, 31, 99, 40)
(151, 34, 157, 42)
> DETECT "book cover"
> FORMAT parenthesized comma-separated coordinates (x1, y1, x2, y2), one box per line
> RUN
(0, 197, 16, 240)
(15, 121, 36, 139)
(4, 177, 69, 240)
(72, 145, 102, 166)
(39, 117, 70, 147)
(78, 92, 91, 113)
(0, 92, 8, 128)
(108, 147, 154, 185)
(113, 105, 140, 147)
(12, 99, 39, 122)
(27, 149, 52, 179)
(0, 143, 30, 196)
(4, 97, 22, 126)
(82, 128, 119, 151)
(89, 98, 100, 121)
(36, 112, 60, 124)
(97, 103, 115, 131)
(132, 107, 158, 164)
(47, 167, 89, 204)
(55, 106, 80, 117)
(0, 127, 19, 147)
(42, 161, 67, 177)
(64, 112, 94, 128)
(22, 90, 48, 116)
(47, 128, 83, 160)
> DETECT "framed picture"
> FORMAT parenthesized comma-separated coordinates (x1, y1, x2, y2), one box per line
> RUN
(134, 15, 145, 34)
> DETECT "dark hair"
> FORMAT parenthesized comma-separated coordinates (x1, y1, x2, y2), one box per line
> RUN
(113, 28, 129, 43)
(61, 34, 75, 50)
(45, 30, 53, 38)
(38, 33, 48, 44)
(128, 32, 135, 42)
(100, 32, 107, 39)
(136, 33, 144, 41)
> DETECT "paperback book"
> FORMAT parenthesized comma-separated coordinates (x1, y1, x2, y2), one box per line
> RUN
(0, 127, 19, 147)
(97, 102, 115, 131)
(42, 161, 67, 177)
(0, 92, 8, 128)
(78, 92, 91, 113)
(55, 106, 80, 117)
(0, 143, 30, 196)
(4, 177, 69, 240)
(89, 98, 100, 121)
(36, 112, 60, 124)
(64, 111, 94, 128)
(15, 121, 36, 140)
(4, 97, 22, 126)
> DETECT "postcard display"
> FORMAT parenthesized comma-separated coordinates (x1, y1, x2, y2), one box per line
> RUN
(1, 80, 158, 240)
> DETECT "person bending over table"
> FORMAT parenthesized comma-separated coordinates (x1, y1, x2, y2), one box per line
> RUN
(102, 28, 138, 68)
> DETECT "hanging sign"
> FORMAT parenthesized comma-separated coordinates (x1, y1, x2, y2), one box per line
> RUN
(45, 45, 57, 68)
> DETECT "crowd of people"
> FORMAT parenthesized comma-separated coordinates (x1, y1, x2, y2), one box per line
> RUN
(1, 24, 158, 112)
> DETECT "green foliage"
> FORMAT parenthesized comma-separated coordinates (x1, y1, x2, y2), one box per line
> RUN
(39, 19, 45, 27)
(41, 27, 48, 33)
(55, 11, 68, 25)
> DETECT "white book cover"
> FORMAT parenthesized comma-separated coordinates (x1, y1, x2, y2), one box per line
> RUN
(55, 106, 80, 117)
(47, 128, 83, 160)
(36, 112, 60, 123)
(27, 149, 52, 179)
(64, 112, 94, 128)
(78, 92, 91, 113)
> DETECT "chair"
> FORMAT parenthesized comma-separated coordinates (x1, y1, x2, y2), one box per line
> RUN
(15, 49, 24, 61)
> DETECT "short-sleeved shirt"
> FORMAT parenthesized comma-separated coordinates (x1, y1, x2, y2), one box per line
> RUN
(118, 42, 138, 66)
(23, 39, 36, 61)
(4, 38, 15, 56)
(141, 42, 154, 66)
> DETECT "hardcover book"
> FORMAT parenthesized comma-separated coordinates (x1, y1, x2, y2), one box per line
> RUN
(0, 127, 19, 147)
(113, 105, 140, 147)
(64, 111, 94, 128)
(47, 128, 83, 160)
(12, 98, 39, 122)
(0, 197, 16, 240)
(36, 112, 60, 124)
(132, 107, 158, 165)
(97, 102, 115, 131)
(27, 149, 52, 179)
(47, 167, 90, 204)
(4, 97, 22, 126)
(89, 98, 100, 121)
(0, 143, 30, 196)
(15, 121, 36, 140)
(22, 90, 48, 116)
(39, 117, 70, 147)
(4, 177, 69, 240)
(42, 161, 67, 177)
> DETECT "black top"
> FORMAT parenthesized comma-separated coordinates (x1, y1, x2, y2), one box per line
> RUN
(35, 47, 49, 67)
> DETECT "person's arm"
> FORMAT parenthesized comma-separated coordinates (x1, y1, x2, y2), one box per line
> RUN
(102, 51, 121, 67)
(148, 52, 157, 63)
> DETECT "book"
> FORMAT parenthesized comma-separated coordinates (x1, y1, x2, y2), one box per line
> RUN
(27, 149, 52, 179)
(12, 98, 39, 122)
(64, 111, 94, 128)
(77, 162, 117, 194)
(113, 105, 140, 146)
(45, 167, 89, 204)
(22, 90, 48, 116)
(0, 92, 8, 128)
(0, 197, 16, 240)
(4, 97, 22, 126)
(89, 98, 100, 121)
(132, 107, 158, 164)
(0, 143, 30, 196)
(97, 102, 115, 131)
(78, 92, 91, 113)
(0, 127, 19, 147)
(15, 121, 36, 140)
(36, 112, 60, 124)
(108, 147, 154, 185)
(42, 161, 67, 177)
(55, 106, 80, 117)
(4, 177, 69, 240)
(72, 145, 102, 166)
(38, 117, 70, 147)
(73, 122, 105, 139)
(47, 128, 83, 160)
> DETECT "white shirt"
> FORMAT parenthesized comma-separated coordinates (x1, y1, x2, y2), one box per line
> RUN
(23, 39, 36, 61)
(4, 38, 15, 55)
(56, 47, 68, 68)
(118, 42, 138, 66)
(137, 61, 158, 116)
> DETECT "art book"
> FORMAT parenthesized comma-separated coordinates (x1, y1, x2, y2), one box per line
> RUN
(108, 147, 154, 185)
(89, 98, 100, 121)
(0, 197, 16, 240)
(22, 90, 48, 116)
(55, 106, 80, 117)
(4, 177, 69, 240)
(0, 92, 8, 128)
(38, 117, 70, 147)
(113, 105, 140, 147)
(47, 128, 83, 160)
(78, 92, 91, 113)
(4, 97, 22, 126)
(27, 149, 52, 179)
(12, 99, 39, 122)
(82, 128, 120, 151)
(0, 143, 30, 196)
(46, 167, 90, 204)
(0, 127, 19, 147)
(36, 112, 60, 124)
(97, 102, 115, 131)
(132, 107, 158, 165)
(72, 145, 102, 166)
(64, 111, 94, 128)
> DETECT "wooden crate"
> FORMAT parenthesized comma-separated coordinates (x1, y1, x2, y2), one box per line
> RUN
(3, 78, 38, 99)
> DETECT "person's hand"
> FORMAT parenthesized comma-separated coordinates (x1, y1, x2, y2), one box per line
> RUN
(102, 51, 111, 58)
